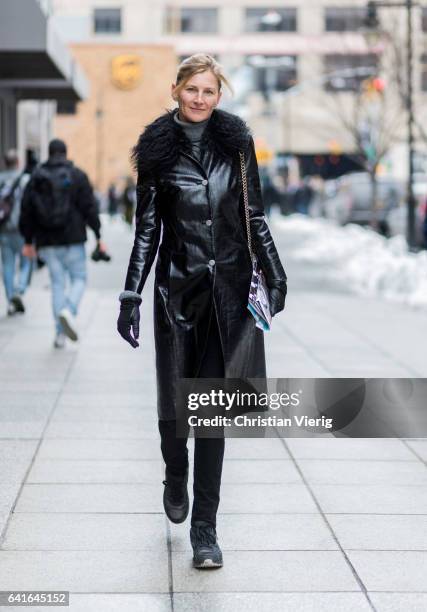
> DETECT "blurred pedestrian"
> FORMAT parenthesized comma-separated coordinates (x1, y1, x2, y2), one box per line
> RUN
(19, 139, 108, 348)
(294, 176, 314, 215)
(25, 149, 38, 174)
(117, 54, 287, 569)
(0, 149, 32, 316)
(121, 176, 136, 227)
(107, 183, 119, 217)
(260, 169, 279, 216)
(423, 197, 427, 249)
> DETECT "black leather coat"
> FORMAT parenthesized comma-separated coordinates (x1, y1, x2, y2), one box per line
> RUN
(123, 108, 287, 420)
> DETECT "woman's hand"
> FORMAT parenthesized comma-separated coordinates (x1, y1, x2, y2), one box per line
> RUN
(117, 297, 141, 348)
(269, 286, 287, 317)
(97, 239, 108, 253)
(22, 244, 37, 259)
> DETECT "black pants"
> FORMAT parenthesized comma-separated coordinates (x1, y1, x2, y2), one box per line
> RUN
(158, 314, 225, 528)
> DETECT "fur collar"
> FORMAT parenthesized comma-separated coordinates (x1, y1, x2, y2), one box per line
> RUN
(131, 108, 252, 177)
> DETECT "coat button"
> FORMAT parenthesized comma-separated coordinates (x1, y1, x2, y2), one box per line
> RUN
(201, 179, 208, 185)
(205, 219, 212, 226)
(208, 259, 215, 266)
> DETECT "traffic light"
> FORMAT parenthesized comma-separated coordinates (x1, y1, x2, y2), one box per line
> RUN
(362, 76, 386, 98)
(372, 77, 385, 93)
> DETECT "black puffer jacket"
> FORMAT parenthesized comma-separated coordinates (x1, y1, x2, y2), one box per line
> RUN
(123, 107, 287, 420)
(19, 155, 101, 247)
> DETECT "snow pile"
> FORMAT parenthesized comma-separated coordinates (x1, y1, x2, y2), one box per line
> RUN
(273, 213, 427, 308)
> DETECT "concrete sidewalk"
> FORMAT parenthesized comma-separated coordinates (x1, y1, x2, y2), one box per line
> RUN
(0, 215, 426, 611)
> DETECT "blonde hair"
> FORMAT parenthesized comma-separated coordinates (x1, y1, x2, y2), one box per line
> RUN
(174, 53, 234, 97)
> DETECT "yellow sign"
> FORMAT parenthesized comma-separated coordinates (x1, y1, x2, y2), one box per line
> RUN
(328, 139, 342, 155)
(111, 55, 142, 91)
(256, 147, 273, 165)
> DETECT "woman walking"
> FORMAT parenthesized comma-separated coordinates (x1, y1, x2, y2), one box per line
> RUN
(117, 54, 287, 569)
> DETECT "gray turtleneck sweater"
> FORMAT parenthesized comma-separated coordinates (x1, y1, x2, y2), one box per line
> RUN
(173, 110, 210, 160)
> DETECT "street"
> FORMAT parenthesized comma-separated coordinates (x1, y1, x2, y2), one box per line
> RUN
(0, 214, 426, 611)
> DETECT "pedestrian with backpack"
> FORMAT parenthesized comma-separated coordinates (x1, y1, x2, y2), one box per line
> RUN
(19, 139, 108, 348)
(0, 149, 33, 316)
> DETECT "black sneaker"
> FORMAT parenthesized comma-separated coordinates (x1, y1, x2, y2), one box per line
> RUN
(190, 520, 223, 569)
(11, 295, 25, 313)
(162, 466, 189, 524)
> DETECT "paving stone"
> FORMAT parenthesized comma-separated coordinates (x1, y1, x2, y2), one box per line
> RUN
(223, 437, 289, 459)
(369, 593, 427, 612)
(27, 459, 163, 483)
(327, 514, 427, 550)
(174, 592, 372, 612)
(347, 551, 427, 591)
(172, 550, 359, 592)
(0, 440, 38, 462)
(0, 394, 57, 410)
(0, 382, 64, 393)
(37, 438, 161, 460)
(171, 514, 337, 551)
(56, 393, 153, 408)
(299, 460, 427, 485)
(312, 484, 427, 514)
(0, 422, 46, 439)
(52, 404, 154, 422)
(15, 484, 164, 513)
(0, 483, 21, 517)
(0, 460, 32, 484)
(218, 484, 317, 513)
(3, 513, 166, 550)
(65, 371, 156, 384)
(221, 459, 302, 484)
(44, 420, 159, 439)
(286, 438, 417, 461)
(0, 550, 169, 592)
(3, 594, 171, 612)
(405, 440, 427, 462)
(61, 381, 156, 394)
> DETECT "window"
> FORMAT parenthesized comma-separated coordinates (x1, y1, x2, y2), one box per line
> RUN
(246, 55, 297, 93)
(421, 54, 427, 92)
(0, 99, 17, 165)
(57, 100, 77, 115)
(324, 54, 378, 91)
(166, 7, 218, 33)
(0, 99, 4, 166)
(177, 54, 219, 65)
(8, 104, 16, 148)
(325, 7, 366, 32)
(245, 7, 297, 32)
(422, 7, 427, 32)
(93, 8, 121, 34)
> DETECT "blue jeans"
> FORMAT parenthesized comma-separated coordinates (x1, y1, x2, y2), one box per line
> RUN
(38, 243, 87, 334)
(0, 232, 32, 302)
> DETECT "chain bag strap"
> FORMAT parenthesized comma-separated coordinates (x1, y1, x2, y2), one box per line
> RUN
(239, 151, 272, 331)
(239, 151, 254, 259)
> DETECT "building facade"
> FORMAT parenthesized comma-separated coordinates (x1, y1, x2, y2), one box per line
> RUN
(53, 43, 176, 191)
(0, 0, 88, 169)
(48, 0, 427, 179)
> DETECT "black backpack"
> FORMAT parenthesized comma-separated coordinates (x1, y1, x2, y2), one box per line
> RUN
(31, 164, 74, 229)
(0, 174, 22, 227)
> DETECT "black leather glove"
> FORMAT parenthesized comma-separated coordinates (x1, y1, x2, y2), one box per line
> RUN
(269, 286, 287, 317)
(117, 293, 142, 348)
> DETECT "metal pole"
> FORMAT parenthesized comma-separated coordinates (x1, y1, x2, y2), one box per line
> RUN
(406, 0, 417, 249)
(95, 88, 104, 192)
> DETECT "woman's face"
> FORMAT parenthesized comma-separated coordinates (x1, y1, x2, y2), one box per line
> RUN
(171, 70, 222, 123)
